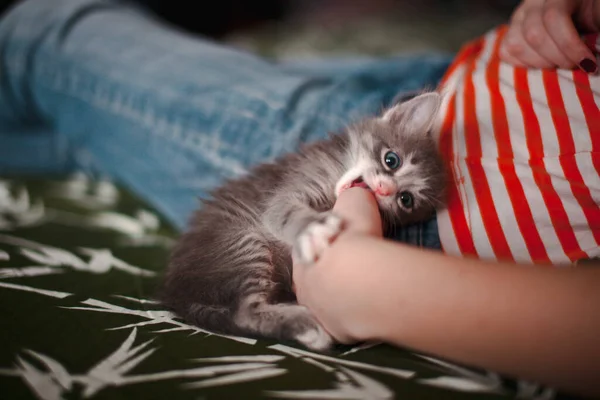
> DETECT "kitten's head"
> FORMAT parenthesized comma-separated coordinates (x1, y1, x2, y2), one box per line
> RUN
(336, 92, 446, 230)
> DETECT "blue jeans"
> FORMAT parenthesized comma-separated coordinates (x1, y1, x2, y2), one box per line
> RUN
(0, 0, 449, 249)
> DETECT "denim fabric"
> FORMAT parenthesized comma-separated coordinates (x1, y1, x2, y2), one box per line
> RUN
(391, 215, 441, 250)
(0, 0, 450, 248)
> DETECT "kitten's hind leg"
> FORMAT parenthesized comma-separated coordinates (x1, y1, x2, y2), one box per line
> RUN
(234, 294, 334, 351)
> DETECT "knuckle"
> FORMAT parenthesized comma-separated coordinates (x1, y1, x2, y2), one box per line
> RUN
(523, 24, 545, 47)
(542, 6, 562, 27)
(504, 35, 525, 56)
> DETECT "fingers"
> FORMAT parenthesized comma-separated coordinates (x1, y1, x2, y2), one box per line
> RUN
(502, 20, 555, 68)
(501, 1, 553, 68)
(543, 0, 597, 72)
(523, 6, 573, 68)
(500, 0, 598, 73)
(292, 188, 381, 292)
(332, 188, 383, 238)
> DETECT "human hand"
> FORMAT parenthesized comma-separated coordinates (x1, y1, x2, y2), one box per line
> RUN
(500, 0, 598, 72)
(292, 187, 383, 344)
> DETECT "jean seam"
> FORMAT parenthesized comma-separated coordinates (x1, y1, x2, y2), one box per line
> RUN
(27, 57, 365, 172)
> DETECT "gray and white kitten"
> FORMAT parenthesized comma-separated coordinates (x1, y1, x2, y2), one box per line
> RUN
(159, 91, 446, 351)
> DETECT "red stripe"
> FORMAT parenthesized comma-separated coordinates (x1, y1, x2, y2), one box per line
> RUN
(463, 34, 514, 262)
(572, 70, 600, 175)
(572, 70, 600, 240)
(571, 70, 600, 245)
(514, 68, 586, 262)
(439, 92, 478, 257)
(542, 71, 600, 248)
(485, 32, 550, 264)
(439, 37, 484, 87)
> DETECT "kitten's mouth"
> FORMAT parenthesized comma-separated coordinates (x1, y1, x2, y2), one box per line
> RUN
(339, 176, 372, 195)
(349, 177, 370, 190)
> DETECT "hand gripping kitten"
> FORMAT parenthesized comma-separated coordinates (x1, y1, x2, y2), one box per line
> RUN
(159, 92, 446, 351)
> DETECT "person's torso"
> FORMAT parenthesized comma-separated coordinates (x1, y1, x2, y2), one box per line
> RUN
(436, 26, 600, 266)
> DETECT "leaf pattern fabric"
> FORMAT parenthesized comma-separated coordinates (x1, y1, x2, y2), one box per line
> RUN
(0, 175, 568, 399)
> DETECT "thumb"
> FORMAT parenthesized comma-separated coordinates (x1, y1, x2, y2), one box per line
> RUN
(333, 187, 383, 238)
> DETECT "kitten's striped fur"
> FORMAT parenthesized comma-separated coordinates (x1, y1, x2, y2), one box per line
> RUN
(159, 92, 446, 351)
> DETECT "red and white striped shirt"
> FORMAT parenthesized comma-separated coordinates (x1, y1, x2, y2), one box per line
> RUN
(436, 26, 600, 265)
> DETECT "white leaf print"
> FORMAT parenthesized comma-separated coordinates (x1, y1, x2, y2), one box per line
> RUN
(24, 350, 73, 390)
(415, 354, 502, 393)
(340, 367, 394, 398)
(86, 212, 154, 237)
(15, 356, 64, 400)
(184, 368, 287, 389)
(83, 328, 156, 397)
(64, 298, 256, 345)
(111, 295, 159, 305)
(535, 388, 556, 400)
(193, 355, 285, 363)
(20, 247, 84, 268)
(0, 281, 72, 298)
(0, 249, 8, 261)
(268, 387, 358, 399)
(267, 367, 393, 399)
(46, 173, 119, 209)
(301, 357, 335, 372)
(0, 234, 155, 277)
(340, 342, 382, 356)
(1, 328, 280, 400)
(150, 326, 189, 333)
(418, 376, 502, 393)
(41, 208, 173, 248)
(77, 248, 155, 276)
(269, 344, 414, 379)
(0, 267, 63, 279)
(119, 363, 272, 385)
(516, 381, 556, 399)
(0, 182, 46, 230)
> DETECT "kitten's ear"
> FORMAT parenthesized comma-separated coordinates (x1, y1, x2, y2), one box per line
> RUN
(381, 92, 441, 135)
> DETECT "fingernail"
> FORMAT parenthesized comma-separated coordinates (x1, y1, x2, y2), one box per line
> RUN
(579, 58, 597, 74)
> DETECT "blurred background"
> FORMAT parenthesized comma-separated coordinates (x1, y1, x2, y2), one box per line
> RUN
(139, 0, 520, 60)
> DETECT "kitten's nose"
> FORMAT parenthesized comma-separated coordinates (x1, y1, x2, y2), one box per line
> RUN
(375, 181, 396, 197)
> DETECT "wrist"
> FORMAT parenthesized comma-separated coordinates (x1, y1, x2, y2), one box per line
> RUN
(328, 233, 409, 343)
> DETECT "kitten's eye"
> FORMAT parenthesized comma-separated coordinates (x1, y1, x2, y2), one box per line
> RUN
(399, 191, 414, 209)
(383, 151, 402, 170)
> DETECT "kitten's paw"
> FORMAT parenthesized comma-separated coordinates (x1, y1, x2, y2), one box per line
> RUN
(294, 213, 344, 264)
(284, 308, 334, 351)
(294, 323, 334, 352)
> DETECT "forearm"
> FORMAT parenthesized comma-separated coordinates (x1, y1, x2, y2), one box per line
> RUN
(330, 234, 600, 397)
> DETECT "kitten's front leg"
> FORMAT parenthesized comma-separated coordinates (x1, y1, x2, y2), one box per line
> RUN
(294, 212, 344, 264)
(263, 198, 344, 264)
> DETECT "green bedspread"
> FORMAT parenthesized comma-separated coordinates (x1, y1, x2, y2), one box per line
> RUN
(0, 175, 569, 399)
